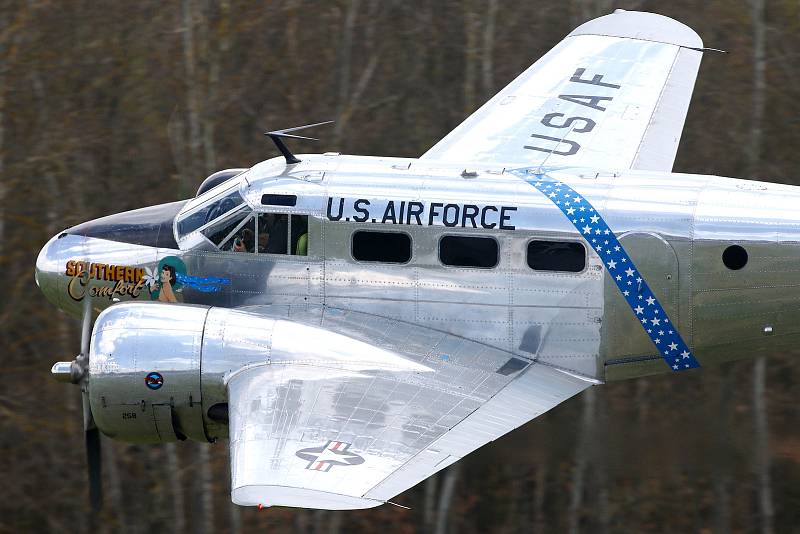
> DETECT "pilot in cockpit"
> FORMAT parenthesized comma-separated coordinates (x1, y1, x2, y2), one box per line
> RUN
(232, 228, 255, 252)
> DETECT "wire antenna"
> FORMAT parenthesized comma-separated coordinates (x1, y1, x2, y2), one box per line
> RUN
(535, 123, 577, 175)
(264, 120, 334, 165)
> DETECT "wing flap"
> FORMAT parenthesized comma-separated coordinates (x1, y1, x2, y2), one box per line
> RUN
(365, 363, 588, 501)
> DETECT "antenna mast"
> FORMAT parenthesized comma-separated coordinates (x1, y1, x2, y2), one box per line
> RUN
(264, 121, 334, 165)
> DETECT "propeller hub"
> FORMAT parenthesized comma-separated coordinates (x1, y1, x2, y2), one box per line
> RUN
(51, 358, 86, 384)
(52, 361, 74, 383)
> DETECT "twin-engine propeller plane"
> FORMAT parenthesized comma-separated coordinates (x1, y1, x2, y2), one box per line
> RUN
(36, 10, 794, 511)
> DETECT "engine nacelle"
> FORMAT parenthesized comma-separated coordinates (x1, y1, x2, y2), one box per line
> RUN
(88, 302, 289, 443)
(89, 303, 210, 443)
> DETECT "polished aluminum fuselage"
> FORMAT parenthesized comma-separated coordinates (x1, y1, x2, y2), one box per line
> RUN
(36, 154, 800, 441)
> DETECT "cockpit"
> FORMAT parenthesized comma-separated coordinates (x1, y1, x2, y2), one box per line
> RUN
(175, 164, 315, 256)
(59, 156, 321, 256)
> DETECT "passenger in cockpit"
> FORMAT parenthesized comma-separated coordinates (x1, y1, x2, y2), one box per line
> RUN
(259, 214, 288, 254)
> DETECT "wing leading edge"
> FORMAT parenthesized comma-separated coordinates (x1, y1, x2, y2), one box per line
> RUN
(420, 10, 704, 172)
(221, 306, 590, 509)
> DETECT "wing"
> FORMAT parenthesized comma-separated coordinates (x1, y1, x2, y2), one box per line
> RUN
(420, 10, 704, 172)
(221, 306, 590, 509)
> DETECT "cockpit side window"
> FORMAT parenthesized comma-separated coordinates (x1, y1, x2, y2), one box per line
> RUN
(202, 207, 253, 250)
(177, 188, 246, 238)
(198, 207, 309, 255)
(223, 213, 308, 256)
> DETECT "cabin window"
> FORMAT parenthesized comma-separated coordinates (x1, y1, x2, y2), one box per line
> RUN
(210, 212, 309, 255)
(439, 235, 498, 268)
(722, 244, 747, 270)
(527, 240, 586, 272)
(261, 194, 297, 207)
(352, 231, 411, 263)
(253, 213, 309, 255)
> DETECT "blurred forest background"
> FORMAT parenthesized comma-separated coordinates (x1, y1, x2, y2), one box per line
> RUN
(2, 0, 800, 532)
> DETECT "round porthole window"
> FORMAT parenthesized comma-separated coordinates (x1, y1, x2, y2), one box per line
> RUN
(722, 245, 748, 270)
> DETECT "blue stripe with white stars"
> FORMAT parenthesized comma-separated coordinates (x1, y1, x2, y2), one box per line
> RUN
(507, 168, 700, 371)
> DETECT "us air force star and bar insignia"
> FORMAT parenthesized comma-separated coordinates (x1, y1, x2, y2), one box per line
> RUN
(296, 441, 365, 472)
(508, 169, 701, 371)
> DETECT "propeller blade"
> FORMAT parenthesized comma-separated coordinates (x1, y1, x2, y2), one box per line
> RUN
(82, 386, 95, 431)
(86, 426, 103, 512)
(79, 279, 102, 511)
(80, 289, 91, 357)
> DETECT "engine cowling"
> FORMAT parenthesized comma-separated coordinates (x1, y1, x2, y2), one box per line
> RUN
(89, 303, 210, 443)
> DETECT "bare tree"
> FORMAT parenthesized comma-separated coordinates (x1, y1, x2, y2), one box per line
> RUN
(0, 8, 7, 261)
(196, 445, 215, 534)
(424, 474, 438, 532)
(481, 0, 499, 97)
(713, 368, 732, 534)
(568, 388, 596, 534)
(333, 0, 382, 147)
(749, 1, 774, 533)
(182, 0, 202, 191)
(463, 1, 481, 114)
(165, 443, 186, 534)
(435, 464, 461, 534)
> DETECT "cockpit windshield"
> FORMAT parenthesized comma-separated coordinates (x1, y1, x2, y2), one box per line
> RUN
(176, 187, 246, 238)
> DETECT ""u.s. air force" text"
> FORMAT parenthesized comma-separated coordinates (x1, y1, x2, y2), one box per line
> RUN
(327, 198, 517, 230)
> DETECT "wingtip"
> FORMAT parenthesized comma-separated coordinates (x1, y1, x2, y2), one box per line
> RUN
(569, 10, 703, 49)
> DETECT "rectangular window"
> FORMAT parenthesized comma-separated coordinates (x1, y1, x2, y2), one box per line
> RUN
(254, 213, 309, 256)
(352, 231, 411, 263)
(439, 235, 498, 268)
(261, 194, 297, 207)
(214, 213, 309, 255)
(527, 240, 585, 272)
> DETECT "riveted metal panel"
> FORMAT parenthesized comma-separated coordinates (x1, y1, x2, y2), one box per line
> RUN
(601, 232, 679, 372)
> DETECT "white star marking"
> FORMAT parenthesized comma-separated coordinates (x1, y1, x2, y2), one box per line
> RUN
(625, 268, 635, 277)
(590, 215, 599, 223)
(311, 445, 356, 466)
(668, 342, 678, 351)
(582, 225, 592, 234)
(646, 296, 656, 305)
(607, 260, 617, 269)
(634, 306, 644, 314)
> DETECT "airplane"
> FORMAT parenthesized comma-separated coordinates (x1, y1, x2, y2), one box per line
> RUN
(35, 9, 793, 512)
